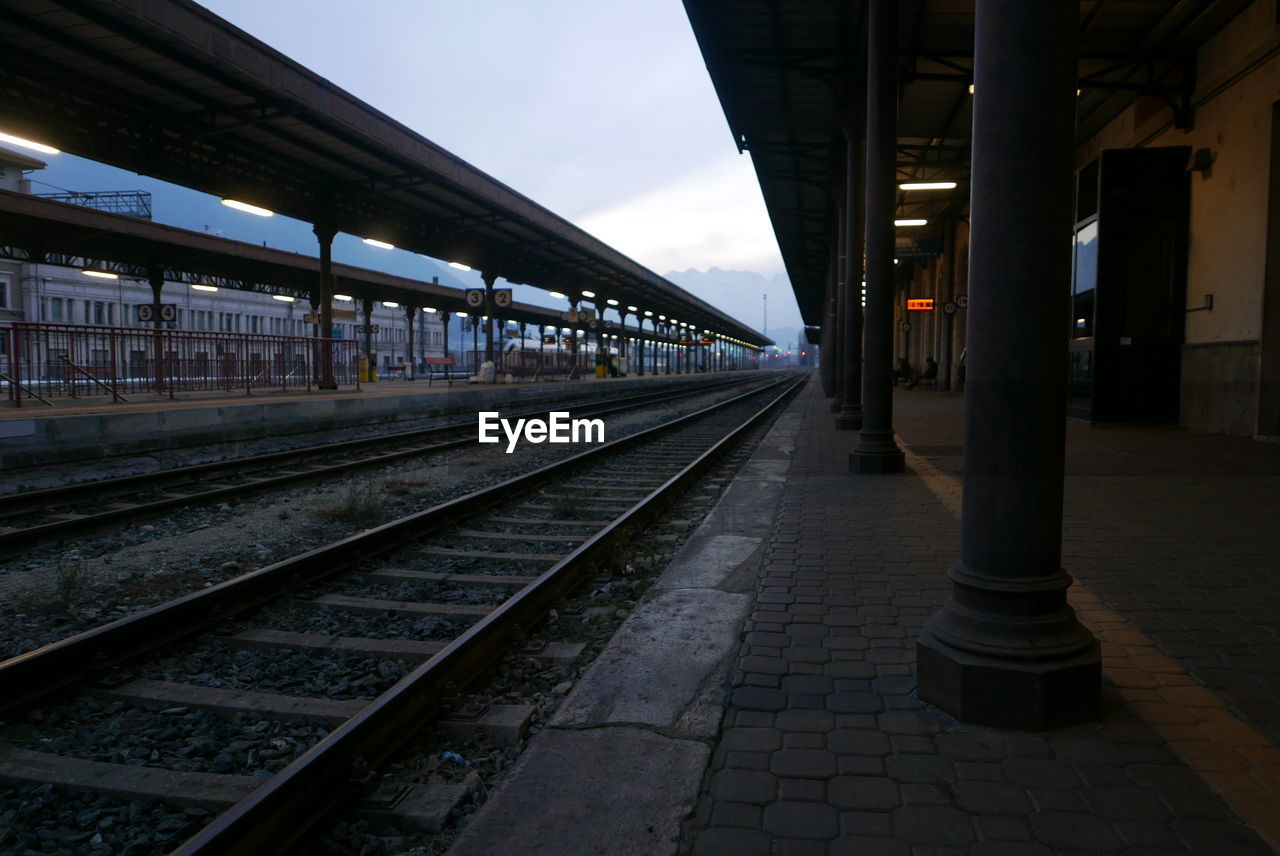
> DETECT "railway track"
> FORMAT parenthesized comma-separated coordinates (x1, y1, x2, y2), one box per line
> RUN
(0, 373, 804, 855)
(0, 375, 762, 560)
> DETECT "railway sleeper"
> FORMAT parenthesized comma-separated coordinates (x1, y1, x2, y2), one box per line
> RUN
(222, 628, 585, 666)
(415, 547, 564, 562)
(0, 745, 258, 812)
(88, 678, 365, 727)
(364, 568, 540, 587)
(305, 594, 494, 618)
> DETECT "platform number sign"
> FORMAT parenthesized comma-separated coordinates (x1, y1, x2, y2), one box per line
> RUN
(956, 294, 969, 309)
(942, 302, 957, 316)
(356, 324, 380, 334)
(493, 288, 512, 309)
(137, 303, 177, 322)
(464, 288, 485, 310)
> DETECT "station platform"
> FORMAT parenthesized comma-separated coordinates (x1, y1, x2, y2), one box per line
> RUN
(0, 370, 746, 469)
(452, 376, 1280, 856)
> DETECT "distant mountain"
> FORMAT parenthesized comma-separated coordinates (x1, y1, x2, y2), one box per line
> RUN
(664, 267, 805, 350)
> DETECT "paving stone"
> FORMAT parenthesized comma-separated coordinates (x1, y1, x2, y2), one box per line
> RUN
(710, 801, 762, 829)
(710, 769, 777, 804)
(839, 811, 894, 837)
(891, 805, 977, 845)
(720, 727, 783, 753)
(829, 836, 909, 856)
(770, 748, 837, 779)
(778, 777, 827, 802)
(1002, 757, 1082, 789)
(827, 728, 891, 756)
(732, 686, 787, 711)
(762, 801, 839, 840)
(1079, 785, 1172, 822)
(1029, 811, 1124, 851)
(690, 826, 771, 856)
(885, 754, 957, 784)
(952, 780, 1032, 814)
(828, 776, 901, 811)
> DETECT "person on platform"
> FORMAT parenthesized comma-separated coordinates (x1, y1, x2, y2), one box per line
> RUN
(907, 355, 938, 389)
(895, 357, 912, 385)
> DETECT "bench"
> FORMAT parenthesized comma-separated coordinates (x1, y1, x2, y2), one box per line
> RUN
(425, 356, 466, 386)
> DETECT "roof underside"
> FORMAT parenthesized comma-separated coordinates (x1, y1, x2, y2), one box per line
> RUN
(0, 0, 770, 346)
(683, 0, 1252, 328)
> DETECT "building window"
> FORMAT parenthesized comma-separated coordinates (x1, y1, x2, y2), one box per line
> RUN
(0, 273, 9, 309)
(50, 297, 63, 322)
(94, 301, 106, 325)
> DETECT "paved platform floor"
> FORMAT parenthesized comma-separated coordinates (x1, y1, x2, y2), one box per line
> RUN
(686, 379, 1280, 855)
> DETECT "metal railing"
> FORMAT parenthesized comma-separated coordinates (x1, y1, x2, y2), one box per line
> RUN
(2, 322, 359, 406)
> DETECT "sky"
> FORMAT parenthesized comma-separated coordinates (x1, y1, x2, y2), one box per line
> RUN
(22, 0, 804, 337)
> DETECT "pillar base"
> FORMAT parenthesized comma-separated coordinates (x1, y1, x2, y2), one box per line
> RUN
(834, 407, 862, 431)
(829, 397, 844, 413)
(849, 433, 903, 473)
(917, 629, 1100, 731)
(318, 383, 339, 391)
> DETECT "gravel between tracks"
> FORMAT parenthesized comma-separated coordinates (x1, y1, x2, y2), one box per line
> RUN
(0, 382, 763, 661)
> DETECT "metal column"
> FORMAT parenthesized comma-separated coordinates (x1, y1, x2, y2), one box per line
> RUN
(837, 125, 866, 430)
(850, 0, 904, 473)
(917, 0, 1100, 730)
(313, 221, 337, 390)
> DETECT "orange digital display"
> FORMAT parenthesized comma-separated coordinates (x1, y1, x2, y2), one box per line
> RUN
(907, 299, 935, 311)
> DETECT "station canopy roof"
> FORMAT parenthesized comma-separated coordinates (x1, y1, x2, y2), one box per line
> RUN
(0, 0, 770, 347)
(682, 0, 1251, 327)
(0, 188, 689, 338)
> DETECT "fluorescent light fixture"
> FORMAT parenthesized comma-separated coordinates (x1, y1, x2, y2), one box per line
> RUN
(221, 198, 273, 217)
(581, 290, 596, 298)
(190, 283, 219, 292)
(382, 301, 399, 309)
(448, 261, 471, 271)
(606, 298, 619, 306)
(548, 291, 567, 300)
(968, 84, 975, 94)
(272, 294, 295, 302)
(644, 310, 654, 317)
(627, 305, 638, 312)
(0, 131, 59, 155)
(363, 238, 395, 250)
(659, 314, 666, 320)
(333, 294, 354, 302)
(895, 219, 929, 226)
(81, 269, 117, 280)
(562, 327, 573, 333)
(456, 311, 469, 317)
(423, 307, 437, 314)
(900, 182, 957, 191)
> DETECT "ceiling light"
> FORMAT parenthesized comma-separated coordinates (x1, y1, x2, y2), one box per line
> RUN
(81, 269, 117, 279)
(627, 305, 638, 312)
(423, 307, 437, 314)
(968, 84, 975, 95)
(190, 283, 219, 292)
(221, 198, 273, 217)
(900, 182, 957, 191)
(272, 294, 295, 302)
(548, 291, 567, 300)
(606, 298, 619, 306)
(456, 311, 469, 317)
(644, 310, 654, 316)
(363, 238, 395, 250)
(449, 261, 472, 271)
(382, 301, 399, 309)
(581, 290, 596, 299)
(0, 131, 59, 155)
(333, 294, 354, 302)
(895, 219, 928, 227)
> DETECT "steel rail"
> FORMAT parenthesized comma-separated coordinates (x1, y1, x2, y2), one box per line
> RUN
(0, 375, 795, 712)
(170, 374, 805, 855)
(0, 376, 760, 556)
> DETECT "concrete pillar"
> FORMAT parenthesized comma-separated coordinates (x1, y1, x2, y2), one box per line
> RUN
(148, 266, 165, 392)
(442, 310, 451, 362)
(916, 0, 1099, 731)
(830, 214, 846, 411)
(850, 0, 904, 474)
(482, 272, 496, 365)
(313, 221, 337, 389)
(819, 287, 836, 394)
(361, 298, 374, 375)
(837, 126, 866, 430)
(404, 304, 417, 380)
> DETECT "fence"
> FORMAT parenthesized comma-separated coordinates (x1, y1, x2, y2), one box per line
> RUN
(2, 322, 359, 406)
